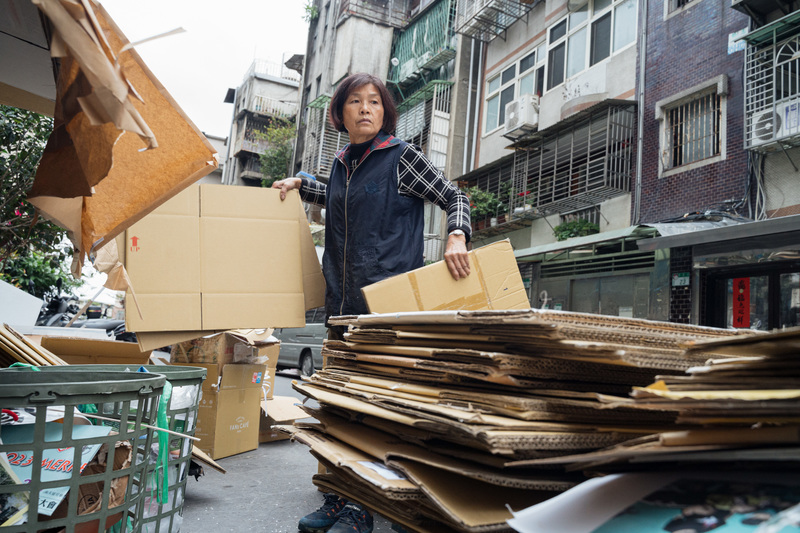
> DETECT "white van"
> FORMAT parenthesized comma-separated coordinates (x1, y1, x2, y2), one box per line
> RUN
(274, 308, 326, 376)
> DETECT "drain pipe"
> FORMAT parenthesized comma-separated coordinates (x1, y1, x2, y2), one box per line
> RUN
(463, 37, 475, 175)
(633, 0, 648, 224)
(470, 41, 484, 173)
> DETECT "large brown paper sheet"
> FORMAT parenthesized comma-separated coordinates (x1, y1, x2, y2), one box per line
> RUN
(27, 0, 218, 269)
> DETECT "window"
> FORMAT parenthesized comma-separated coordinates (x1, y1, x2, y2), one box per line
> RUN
(560, 206, 600, 226)
(655, 75, 727, 177)
(546, 0, 637, 91)
(668, 0, 698, 14)
(485, 47, 546, 133)
(666, 92, 720, 168)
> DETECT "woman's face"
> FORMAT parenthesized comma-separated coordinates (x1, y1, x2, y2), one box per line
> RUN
(342, 83, 384, 144)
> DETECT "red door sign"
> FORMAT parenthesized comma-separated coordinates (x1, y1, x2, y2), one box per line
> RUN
(732, 277, 750, 328)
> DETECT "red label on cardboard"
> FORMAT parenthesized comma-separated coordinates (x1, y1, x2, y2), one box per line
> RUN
(252, 372, 262, 384)
(130, 235, 140, 252)
(732, 277, 750, 328)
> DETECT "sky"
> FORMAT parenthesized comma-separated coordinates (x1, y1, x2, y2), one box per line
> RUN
(101, 0, 310, 139)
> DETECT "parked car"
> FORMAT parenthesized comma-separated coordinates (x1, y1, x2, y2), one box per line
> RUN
(274, 308, 326, 376)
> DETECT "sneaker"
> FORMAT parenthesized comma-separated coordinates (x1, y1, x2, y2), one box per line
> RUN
(328, 503, 374, 533)
(298, 493, 347, 533)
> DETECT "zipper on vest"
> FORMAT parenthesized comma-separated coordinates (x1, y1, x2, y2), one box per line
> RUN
(339, 162, 354, 316)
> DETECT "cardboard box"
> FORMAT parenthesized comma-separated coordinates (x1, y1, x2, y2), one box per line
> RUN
(188, 362, 267, 460)
(171, 330, 279, 371)
(40, 336, 153, 365)
(259, 395, 307, 443)
(361, 239, 530, 313)
(123, 184, 313, 333)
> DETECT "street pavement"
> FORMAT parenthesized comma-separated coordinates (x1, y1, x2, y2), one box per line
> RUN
(181, 370, 395, 533)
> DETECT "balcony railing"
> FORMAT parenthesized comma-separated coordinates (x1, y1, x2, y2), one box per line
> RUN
(743, 12, 800, 152)
(301, 95, 347, 182)
(337, 0, 410, 28)
(454, 0, 540, 42)
(246, 95, 298, 118)
(464, 102, 636, 236)
(388, 0, 457, 87)
(395, 81, 453, 170)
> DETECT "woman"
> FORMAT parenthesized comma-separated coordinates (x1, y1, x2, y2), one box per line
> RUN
(274, 75, 471, 532)
(274, 73, 472, 329)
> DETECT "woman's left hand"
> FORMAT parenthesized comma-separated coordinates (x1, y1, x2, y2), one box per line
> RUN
(444, 234, 470, 280)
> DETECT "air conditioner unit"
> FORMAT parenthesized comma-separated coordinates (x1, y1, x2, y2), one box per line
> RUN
(750, 99, 800, 148)
(504, 94, 540, 138)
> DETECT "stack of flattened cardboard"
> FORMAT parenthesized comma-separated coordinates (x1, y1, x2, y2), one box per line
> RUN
(0, 324, 67, 367)
(538, 327, 800, 470)
(289, 309, 754, 532)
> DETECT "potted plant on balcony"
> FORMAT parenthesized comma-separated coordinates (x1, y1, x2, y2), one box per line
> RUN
(467, 186, 505, 231)
(552, 218, 600, 241)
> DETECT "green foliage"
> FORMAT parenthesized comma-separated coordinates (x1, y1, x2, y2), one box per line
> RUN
(0, 105, 77, 296)
(552, 219, 600, 241)
(466, 186, 506, 221)
(1, 248, 79, 299)
(257, 118, 296, 188)
(303, 1, 319, 22)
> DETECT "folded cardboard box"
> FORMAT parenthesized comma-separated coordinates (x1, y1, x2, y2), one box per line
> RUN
(123, 184, 322, 333)
(171, 329, 279, 368)
(259, 395, 307, 443)
(171, 329, 279, 398)
(184, 362, 267, 460)
(40, 336, 152, 365)
(361, 239, 530, 313)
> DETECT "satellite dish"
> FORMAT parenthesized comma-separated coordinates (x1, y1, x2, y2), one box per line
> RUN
(567, 0, 588, 11)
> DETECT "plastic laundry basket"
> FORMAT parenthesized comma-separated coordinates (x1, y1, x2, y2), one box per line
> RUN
(29, 364, 207, 533)
(0, 369, 165, 533)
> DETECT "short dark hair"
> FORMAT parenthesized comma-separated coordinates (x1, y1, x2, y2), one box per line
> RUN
(329, 73, 397, 134)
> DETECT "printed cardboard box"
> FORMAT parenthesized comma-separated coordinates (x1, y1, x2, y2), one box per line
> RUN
(187, 362, 267, 460)
(361, 239, 530, 313)
(259, 395, 307, 443)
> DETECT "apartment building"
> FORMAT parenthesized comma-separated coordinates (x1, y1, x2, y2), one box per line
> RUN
(456, 0, 645, 315)
(222, 59, 300, 187)
(635, 0, 800, 330)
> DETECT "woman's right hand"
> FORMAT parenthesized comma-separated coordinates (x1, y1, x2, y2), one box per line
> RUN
(272, 177, 302, 201)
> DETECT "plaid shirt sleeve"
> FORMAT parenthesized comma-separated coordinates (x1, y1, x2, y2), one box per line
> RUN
(298, 178, 326, 206)
(397, 144, 472, 241)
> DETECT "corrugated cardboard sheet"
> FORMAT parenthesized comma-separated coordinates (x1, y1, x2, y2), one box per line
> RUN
(287, 309, 777, 532)
(362, 239, 529, 313)
(122, 184, 324, 341)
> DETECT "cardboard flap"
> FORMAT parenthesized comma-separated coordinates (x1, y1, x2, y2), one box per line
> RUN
(260, 395, 307, 423)
(219, 364, 267, 390)
(40, 336, 151, 365)
(228, 329, 276, 345)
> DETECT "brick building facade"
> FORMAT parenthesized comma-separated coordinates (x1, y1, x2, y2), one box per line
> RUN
(637, 0, 751, 224)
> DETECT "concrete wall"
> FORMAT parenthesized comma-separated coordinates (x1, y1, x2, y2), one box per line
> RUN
(332, 18, 394, 85)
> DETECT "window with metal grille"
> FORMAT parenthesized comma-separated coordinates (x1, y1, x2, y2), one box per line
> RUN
(665, 92, 721, 169)
(560, 206, 600, 226)
(669, 0, 696, 12)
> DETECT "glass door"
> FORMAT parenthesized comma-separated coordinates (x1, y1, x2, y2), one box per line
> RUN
(707, 265, 800, 330)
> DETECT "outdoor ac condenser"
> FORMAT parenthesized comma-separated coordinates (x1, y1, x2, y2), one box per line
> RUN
(750, 99, 800, 148)
(504, 93, 540, 138)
